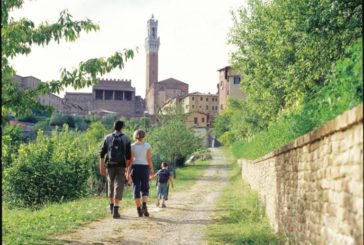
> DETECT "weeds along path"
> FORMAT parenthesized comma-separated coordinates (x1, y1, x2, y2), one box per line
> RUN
(56, 148, 230, 245)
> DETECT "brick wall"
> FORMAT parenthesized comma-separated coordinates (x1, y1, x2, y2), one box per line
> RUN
(239, 104, 363, 244)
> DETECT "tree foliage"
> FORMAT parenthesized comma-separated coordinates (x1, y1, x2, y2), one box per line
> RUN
(148, 109, 202, 168)
(215, 0, 362, 146)
(2, 0, 135, 120)
(229, 0, 362, 124)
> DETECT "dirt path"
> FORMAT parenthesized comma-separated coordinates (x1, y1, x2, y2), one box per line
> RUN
(56, 148, 229, 245)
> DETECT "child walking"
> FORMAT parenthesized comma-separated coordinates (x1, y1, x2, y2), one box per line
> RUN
(152, 162, 174, 208)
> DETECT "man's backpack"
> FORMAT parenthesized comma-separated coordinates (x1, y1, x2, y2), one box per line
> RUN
(107, 134, 126, 167)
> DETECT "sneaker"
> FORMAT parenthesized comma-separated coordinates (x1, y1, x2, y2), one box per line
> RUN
(141, 205, 149, 217)
(162, 203, 167, 208)
(113, 206, 121, 219)
(137, 207, 143, 217)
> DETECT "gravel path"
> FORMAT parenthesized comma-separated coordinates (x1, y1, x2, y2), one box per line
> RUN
(55, 148, 229, 245)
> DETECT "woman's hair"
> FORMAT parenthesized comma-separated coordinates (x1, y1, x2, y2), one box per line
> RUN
(133, 129, 146, 140)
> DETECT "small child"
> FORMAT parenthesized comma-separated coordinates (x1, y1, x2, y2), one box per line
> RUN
(152, 162, 174, 208)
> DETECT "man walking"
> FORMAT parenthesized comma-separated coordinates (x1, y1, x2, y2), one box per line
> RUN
(100, 120, 131, 219)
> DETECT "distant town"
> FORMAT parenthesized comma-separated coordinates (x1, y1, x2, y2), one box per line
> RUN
(13, 15, 245, 129)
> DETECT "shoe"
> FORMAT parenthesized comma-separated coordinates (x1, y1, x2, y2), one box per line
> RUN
(113, 206, 121, 219)
(141, 205, 149, 217)
(109, 203, 114, 215)
(137, 207, 143, 217)
(162, 203, 166, 208)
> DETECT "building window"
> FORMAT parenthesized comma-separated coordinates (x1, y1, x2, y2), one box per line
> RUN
(115, 91, 123, 100)
(125, 91, 132, 101)
(206, 98, 208, 102)
(220, 104, 224, 110)
(192, 96, 194, 101)
(206, 105, 208, 110)
(95, 90, 103, 100)
(192, 105, 195, 109)
(104, 90, 113, 100)
(202, 117, 205, 123)
(194, 117, 198, 124)
(200, 97, 203, 101)
(233, 76, 241, 84)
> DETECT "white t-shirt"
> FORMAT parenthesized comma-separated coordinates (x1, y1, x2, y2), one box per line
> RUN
(131, 142, 151, 165)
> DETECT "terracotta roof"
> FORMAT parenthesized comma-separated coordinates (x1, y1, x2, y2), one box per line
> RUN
(158, 78, 188, 85)
(217, 66, 231, 71)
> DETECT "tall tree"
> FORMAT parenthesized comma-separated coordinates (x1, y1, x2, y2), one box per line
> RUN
(2, 0, 135, 120)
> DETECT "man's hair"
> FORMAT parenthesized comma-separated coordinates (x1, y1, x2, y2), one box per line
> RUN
(114, 120, 124, 131)
(133, 129, 146, 140)
(161, 162, 168, 168)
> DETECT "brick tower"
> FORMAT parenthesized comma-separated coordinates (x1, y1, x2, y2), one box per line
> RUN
(145, 14, 160, 115)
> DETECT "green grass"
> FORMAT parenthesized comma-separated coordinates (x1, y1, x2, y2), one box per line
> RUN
(205, 154, 281, 244)
(2, 160, 210, 245)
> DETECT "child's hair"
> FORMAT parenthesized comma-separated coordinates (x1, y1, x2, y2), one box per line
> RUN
(161, 162, 168, 168)
(133, 129, 146, 140)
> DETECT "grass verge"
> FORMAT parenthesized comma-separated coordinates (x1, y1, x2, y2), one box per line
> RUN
(2, 160, 210, 245)
(205, 154, 281, 244)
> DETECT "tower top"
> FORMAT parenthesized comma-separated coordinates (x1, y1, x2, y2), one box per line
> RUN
(145, 14, 160, 53)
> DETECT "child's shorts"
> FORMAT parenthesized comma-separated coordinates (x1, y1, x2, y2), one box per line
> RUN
(157, 182, 168, 199)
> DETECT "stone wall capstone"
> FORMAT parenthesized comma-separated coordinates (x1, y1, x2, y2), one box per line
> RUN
(239, 104, 363, 244)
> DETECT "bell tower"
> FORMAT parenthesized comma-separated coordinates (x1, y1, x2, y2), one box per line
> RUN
(145, 14, 160, 114)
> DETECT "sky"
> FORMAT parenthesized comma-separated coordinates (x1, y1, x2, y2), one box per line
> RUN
(9, 0, 247, 98)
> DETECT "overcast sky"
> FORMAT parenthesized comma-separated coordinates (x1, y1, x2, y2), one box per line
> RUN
(9, 0, 246, 98)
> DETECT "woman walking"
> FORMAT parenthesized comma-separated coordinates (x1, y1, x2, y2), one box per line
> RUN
(127, 129, 154, 217)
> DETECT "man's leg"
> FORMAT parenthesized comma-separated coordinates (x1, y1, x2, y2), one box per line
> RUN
(112, 167, 125, 219)
(107, 168, 115, 215)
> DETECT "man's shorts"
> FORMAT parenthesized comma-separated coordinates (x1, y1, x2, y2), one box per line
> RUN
(106, 167, 126, 200)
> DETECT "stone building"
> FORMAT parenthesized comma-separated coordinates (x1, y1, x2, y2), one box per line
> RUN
(13, 75, 144, 117)
(13, 75, 65, 112)
(161, 92, 219, 127)
(64, 78, 145, 117)
(144, 15, 189, 115)
(217, 66, 245, 112)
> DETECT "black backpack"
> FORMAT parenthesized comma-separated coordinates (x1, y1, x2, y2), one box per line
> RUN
(107, 134, 126, 167)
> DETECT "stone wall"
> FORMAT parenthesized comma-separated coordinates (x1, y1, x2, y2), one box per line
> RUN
(239, 104, 363, 244)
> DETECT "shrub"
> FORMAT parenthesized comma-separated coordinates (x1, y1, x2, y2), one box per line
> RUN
(2, 125, 26, 169)
(3, 127, 93, 208)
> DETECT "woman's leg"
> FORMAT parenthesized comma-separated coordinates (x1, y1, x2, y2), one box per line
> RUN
(140, 166, 150, 216)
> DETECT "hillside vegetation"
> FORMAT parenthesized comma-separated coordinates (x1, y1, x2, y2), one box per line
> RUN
(214, 0, 362, 159)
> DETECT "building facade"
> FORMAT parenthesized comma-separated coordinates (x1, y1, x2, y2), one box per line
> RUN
(63, 78, 144, 117)
(217, 66, 245, 112)
(13, 75, 145, 117)
(144, 15, 189, 115)
(13, 75, 65, 112)
(161, 92, 218, 127)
